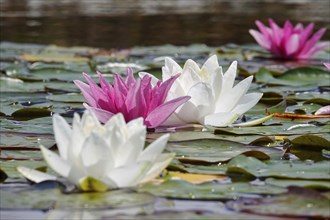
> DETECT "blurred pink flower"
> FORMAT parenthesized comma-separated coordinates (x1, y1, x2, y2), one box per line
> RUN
(74, 68, 190, 128)
(324, 63, 330, 71)
(249, 19, 327, 60)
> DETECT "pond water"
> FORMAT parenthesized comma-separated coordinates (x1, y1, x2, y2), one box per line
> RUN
(1, 0, 329, 48)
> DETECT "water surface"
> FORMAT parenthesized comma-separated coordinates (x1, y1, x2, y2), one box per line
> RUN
(0, 0, 329, 48)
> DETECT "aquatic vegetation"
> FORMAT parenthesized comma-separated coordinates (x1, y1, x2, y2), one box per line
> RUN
(18, 111, 174, 191)
(1, 42, 330, 219)
(324, 63, 330, 71)
(141, 55, 263, 127)
(249, 19, 327, 59)
(315, 105, 330, 115)
(74, 68, 190, 128)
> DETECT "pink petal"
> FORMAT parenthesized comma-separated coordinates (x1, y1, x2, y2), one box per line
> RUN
(298, 23, 314, 45)
(298, 28, 326, 58)
(149, 74, 180, 112)
(145, 96, 190, 128)
(315, 105, 330, 115)
(299, 41, 329, 59)
(83, 103, 114, 123)
(125, 77, 143, 120)
(324, 63, 330, 71)
(249, 30, 271, 49)
(125, 68, 136, 86)
(255, 20, 271, 39)
(82, 72, 107, 102)
(268, 18, 282, 47)
(285, 34, 300, 56)
(74, 80, 97, 107)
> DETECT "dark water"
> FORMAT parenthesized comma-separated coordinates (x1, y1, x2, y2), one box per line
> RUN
(0, 0, 329, 49)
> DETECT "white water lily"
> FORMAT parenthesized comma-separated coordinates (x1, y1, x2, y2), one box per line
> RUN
(18, 110, 174, 191)
(141, 55, 263, 127)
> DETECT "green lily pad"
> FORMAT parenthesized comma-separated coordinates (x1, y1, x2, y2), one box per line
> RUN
(226, 186, 330, 218)
(138, 179, 286, 200)
(46, 93, 85, 103)
(0, 160, 49, 178)
(265, 178, 330, 190)
(256, 67, 330, 87)
(10, 107, 52, 121)
(0, 187, 156, 210)
(285, 134, 330, 149)
(148, 131, 274, 146)
(166, 139, 282, 164)
(227, 155, 330, 180)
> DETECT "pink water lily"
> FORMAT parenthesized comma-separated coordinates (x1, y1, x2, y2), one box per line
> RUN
(74, 68, 190, 128)
(324, 63, 330, 71)
(249, 19, 327, 60)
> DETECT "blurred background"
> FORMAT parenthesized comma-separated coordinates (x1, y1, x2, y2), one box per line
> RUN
(0, 0, 329, 49)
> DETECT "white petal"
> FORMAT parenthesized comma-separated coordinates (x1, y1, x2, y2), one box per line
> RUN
(80, 110, 101, 135)
(17, 166, 57, 183)
(177, 83, 214, 123)
(201, 54, 220, 74)
(181, 60, 202, 90)
(105, 161, 152, 188)
(141, 153, 175, 183)
(40, 145, 71, 179)
(70, 113, 87, 160)
(52, 114, 72, 160)
(183, 59, 201, 74)
(210, 67, 223, 100)
(175, 100, 200, 123)
(162, 57, 182, 81)
(204, 112, 240, 127)
(80, 133, 114, 178)
(161, 112, 186, 126)
(216, 76, 253, 112)
(139, 134, 169, 161)
(222, 61, 237, 90)
(115, 124, 146, 167)
(231, 93, 263, 115)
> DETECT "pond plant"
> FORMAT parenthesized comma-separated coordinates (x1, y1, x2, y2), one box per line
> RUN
(19, 111, 174, 192)
(74, 68, 190, 128)
(0, 18, 329, 219)
(141, 55, 263, 127)
(249, 18, 327, 60)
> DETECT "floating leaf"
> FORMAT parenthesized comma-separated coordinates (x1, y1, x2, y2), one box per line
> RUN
(226, 186, 330, 218)
(0, 187, 156, 210)
(167, 139, 282, 164)
(265, 178, 330, 190)
(285, 134, 330, 149)
(227, 155, 330, 180)
(138, 179, 286, 200)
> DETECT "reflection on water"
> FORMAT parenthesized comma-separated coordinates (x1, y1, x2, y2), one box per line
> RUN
(0, 0, 329, 48)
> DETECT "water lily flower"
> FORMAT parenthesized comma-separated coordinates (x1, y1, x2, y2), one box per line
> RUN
(324, 63, 330, 71)
(140, 55, 263, 127)
(315, 105, 330, 115)
(18, 111, 175, 191)
(74, 68, 190, 128)
(249, 19, 327, 59)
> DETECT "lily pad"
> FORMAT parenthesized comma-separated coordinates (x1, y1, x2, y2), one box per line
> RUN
(166, 139, 282, 164)
(227, 155, 330, 180)
(138, 179, 286, 200)
(226, 186, 330, 218)
(265, 178, 330, 190)
(0, 187, 156, 210)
